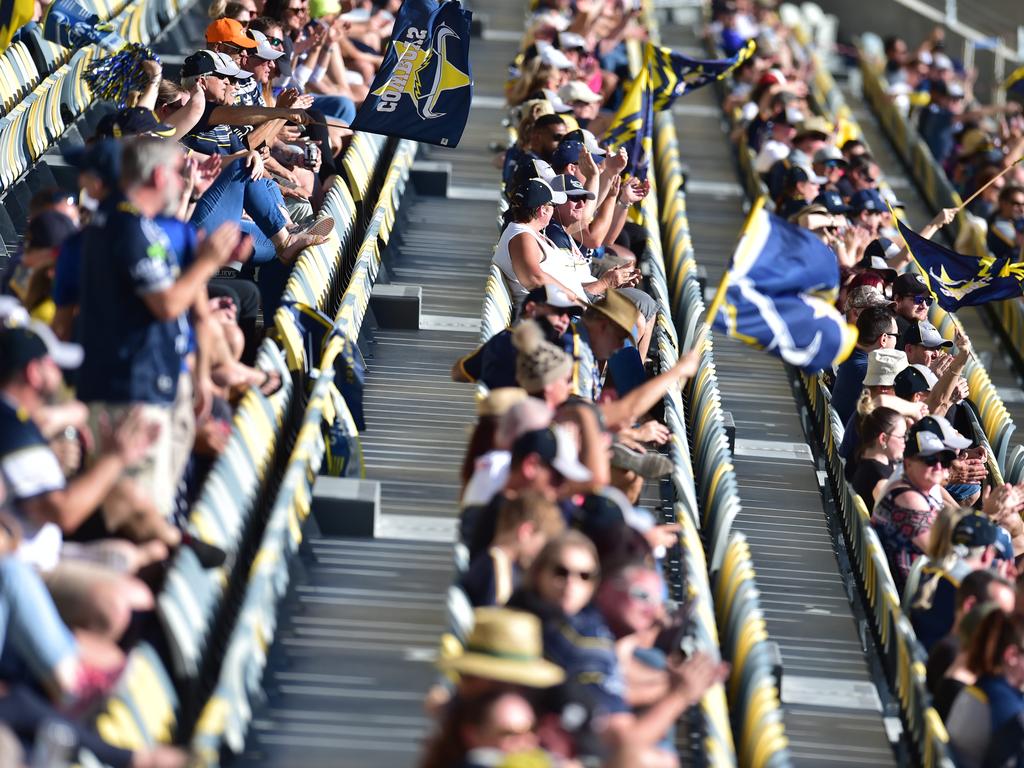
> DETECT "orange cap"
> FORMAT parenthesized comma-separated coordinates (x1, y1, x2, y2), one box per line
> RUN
(205, 18, 257, 48)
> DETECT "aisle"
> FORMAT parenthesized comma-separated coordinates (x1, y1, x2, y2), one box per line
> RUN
(660, 17, 900, 767)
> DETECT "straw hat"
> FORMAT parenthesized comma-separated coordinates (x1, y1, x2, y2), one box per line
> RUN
(438, 608, 566, 688)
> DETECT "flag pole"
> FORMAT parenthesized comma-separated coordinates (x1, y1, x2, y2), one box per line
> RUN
(955, 155, 1023, 213)
(699, 195, 767, 351)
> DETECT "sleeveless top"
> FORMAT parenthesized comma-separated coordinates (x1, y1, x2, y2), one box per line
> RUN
(492, 222, 591, 300)
(870, 481, 941, 589)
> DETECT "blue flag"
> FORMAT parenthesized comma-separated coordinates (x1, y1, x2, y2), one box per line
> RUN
(350, 0, 473, 148)
(604, 67, 654, 179)
(711, 203, 856, 373)
(0, 0, 33, 47)
(897, 218, 1023, 311)
(649, 39, 756, 112)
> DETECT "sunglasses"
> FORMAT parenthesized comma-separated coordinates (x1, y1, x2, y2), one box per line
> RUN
(551, 564, 594, 581)
(920, 454, 953, 468)
(266, 35, 284, 45)
(911, 295, 933, 306)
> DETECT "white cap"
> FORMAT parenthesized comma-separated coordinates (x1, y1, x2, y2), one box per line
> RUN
(558, 31, 587, 51)
(863, 348, 908, 387)
(580, 129, 607, 157)
(533, 158, 556, 181)
(246, 29, 284, 61)
(933, 52, 953, 71)
(558, 80, 602, 105)
(926, 414, 973, 450)
(539, 42, 575, 71)
(541, 88, 574, 114)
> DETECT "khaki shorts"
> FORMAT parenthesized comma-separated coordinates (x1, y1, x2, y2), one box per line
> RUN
(42, 557, 124, 631)
(88, 401, 174, 520)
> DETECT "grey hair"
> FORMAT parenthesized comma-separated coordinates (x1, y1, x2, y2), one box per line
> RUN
(180, 74, 200, 91)
(120, 136, 182, 191)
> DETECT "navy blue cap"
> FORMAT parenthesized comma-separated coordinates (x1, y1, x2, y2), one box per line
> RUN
(953, 514, 1014, 560)
(25, 211, 76, 250)
(64, 139, 121, 188)
(509, 178, 568, 209)
(851, 189, 886, 212)
(786, 164, 827, 185)
(551, 139, 584, 171)
(815, 189, 853, 214)
(894, 365, 932, 399)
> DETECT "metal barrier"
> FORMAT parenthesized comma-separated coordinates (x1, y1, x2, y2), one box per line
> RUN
(652, 109, 791, 768)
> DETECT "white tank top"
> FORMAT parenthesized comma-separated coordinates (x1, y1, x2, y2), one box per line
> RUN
(492, 222, 591, 300)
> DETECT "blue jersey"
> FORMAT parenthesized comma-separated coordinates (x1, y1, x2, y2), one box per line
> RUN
(76, 197, 188, 405)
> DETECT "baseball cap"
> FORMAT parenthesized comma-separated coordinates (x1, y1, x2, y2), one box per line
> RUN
(893, 272, 930, 297)
(904, 320, 953, 349)
(894, 365, 932, 399)
(551, 139, 584, 170)
(509, 177, 567, 208)
(246, 29, 284, 60)
(558, 31, 587, 51)
(64, 139, 121, 187)
(0, 322, 83, 378)
(539, 43, 574, 70)
(813, 145, 847, 166)
(863, 348, 908, 387)
(95, 107, 175, 139)
(524, 284, 584, 314)
(843, 285, 893, 313)
(952, 514, 1013, 560)
(550, 173, 596, 200)
(182, 49, 253, 80)
(865, 237, 901, 263)
(850, 189, 886, 212)
(559, 81, 601, 105)
(815, 189, 853, 214)
(786, 164, 827, 185)
(511, 426, 592, 483)
(539, 88, 574, 114)
(915, 415, 972, 450)
(25, 211, 76, 251)
(562, 128, 606, 158)
(932, 52, 954, 71)
(205, 17, 257, 49)
(904, 421, 956, 460)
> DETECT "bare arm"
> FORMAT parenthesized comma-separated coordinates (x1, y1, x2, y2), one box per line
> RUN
(600, 350, 699, 432)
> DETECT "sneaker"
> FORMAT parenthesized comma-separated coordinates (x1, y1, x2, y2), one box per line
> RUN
(611, 443, 673, 479)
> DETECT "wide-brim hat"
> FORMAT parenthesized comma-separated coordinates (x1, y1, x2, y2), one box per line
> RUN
(437, 608, 566, 688)
(586, 288, 637, 344)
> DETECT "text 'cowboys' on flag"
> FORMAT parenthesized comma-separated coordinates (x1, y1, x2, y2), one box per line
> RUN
(350, 0, 473, 147)
(897, 217, 1024, 311)
(710, 198, 857, 373)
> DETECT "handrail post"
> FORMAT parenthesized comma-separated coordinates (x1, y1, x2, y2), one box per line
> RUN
(944, 0, 956, 26)
(995, 47, 1007, 106)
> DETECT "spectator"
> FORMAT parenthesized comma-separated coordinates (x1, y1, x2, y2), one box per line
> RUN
(931, 601, 1000, 719)
(850, 405, 906, 508)
(460, 492, 566, 607)
(902, 320, 952, 367)
(946, 611, 1024, 768)
(459, 388, 529, 492)
(890, 272, 932, 344)
(986, 184, 1024, 261)
(831, 306, 899, 424)
(871, 420, 952, 589)
(764, 116, 830, 200)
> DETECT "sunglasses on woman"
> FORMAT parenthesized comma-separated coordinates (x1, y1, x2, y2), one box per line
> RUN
(551, 564, 594, 581)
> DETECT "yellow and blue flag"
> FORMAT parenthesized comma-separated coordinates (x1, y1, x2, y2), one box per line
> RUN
(1004, 65, 1024, 99)
(605, 40, 755, 178)
(350, 0, 473, 148)
(711, 200, 857, 373)
(648, 39, 756, 111)
(604, 65, 654, 179)
(897, 218, 1024, 311)
(0, 0, 33, 48)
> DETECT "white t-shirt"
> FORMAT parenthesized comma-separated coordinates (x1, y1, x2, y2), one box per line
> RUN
(755, 140, 791, 174)
(1, 443, 65, 572)
(493, 222, 591, 300)
(462, 450, 511, 507)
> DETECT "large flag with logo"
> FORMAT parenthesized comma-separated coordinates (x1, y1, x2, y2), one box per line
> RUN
(711, 200, 857, 373)
(605, 40, 756, 178)
(350, 0, 473, 147)
(897, 217, 1024, 311)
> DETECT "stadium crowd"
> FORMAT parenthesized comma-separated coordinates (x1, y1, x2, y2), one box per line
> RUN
(710, 2, 1024, 766)
(0, 0, 395, 762)
(424, 3, 1024, 768)
(877, 29, 1024, 261)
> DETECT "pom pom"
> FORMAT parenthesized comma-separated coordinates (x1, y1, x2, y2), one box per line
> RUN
(84, 43, 160, 107)
(511, 319, 544, 354)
